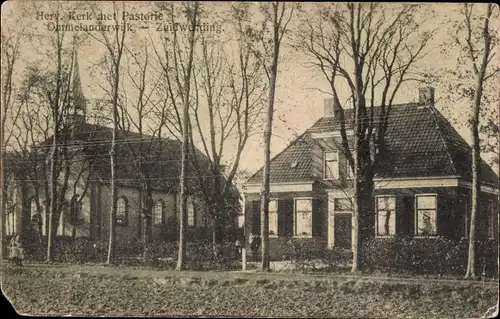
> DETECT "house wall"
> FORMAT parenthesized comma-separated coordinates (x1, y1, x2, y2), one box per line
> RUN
(150, 190, 177, 240)
(244, 186, 328, 260)
(98, 184, 207, 244)
(20, 166, 93, 239)
(372, 186, 458, 238)
(457, 187, 498, 242)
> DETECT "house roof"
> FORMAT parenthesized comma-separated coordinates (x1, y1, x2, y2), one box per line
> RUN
(247, 103, 498, 186)
(247, 131, 316, 185)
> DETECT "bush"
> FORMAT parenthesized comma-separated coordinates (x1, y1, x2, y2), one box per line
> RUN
(185, 239, 239, 271)
(273, 238, 352, 272)
(53, 237, 93, 263)
(362, 237, 498, 277)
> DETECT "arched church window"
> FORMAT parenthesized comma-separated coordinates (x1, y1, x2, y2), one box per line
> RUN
(153, 200, 164, 225)
(117, 196, 128, 226)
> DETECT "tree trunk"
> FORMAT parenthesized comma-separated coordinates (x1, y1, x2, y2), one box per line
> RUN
(260, 65, 278, 271)
(465, 81, 482, 279)
(106, 136, 117, 265)
(175, 2, 198, 271)
(463, 3, 492, 280)
(46, 132, 58, 262)
(176, 129, 188, 270)
(351, 142, 360, 272)
(465, 127, 480, 279)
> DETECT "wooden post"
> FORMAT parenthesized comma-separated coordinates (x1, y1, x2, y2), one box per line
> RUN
(242, 246, 247, 271)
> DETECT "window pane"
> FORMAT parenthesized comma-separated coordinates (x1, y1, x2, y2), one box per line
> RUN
(154, 201, 163, 225)
(417, 195, 436, 209)
(334, 198, 353, 211)
(417, 209, 437, 236)
(31, 200, 37, 218)
(269, 212, 278, 235)
(117, 198, 126, 213)
(188, 199, 195, 227)
(117, 197, 127, 224)
(325, 152, 339, 179)
(77, 202, 83, 220)
(296, 211, 312, 236)
(377, 210, 395, 236)
(269, 200, 277, 212)
(325, 152, 338, 161)
(296, 199, 312, 212)
(377, 197, 395, 210)
(57, 213, 64, 236)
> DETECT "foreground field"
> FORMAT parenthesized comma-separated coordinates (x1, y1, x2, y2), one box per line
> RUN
(2, 264, 498, 318)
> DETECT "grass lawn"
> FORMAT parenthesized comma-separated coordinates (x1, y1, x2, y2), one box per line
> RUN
(2, 263, 498, 318)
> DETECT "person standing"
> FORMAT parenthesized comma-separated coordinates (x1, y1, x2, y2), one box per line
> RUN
(9, 234, 24, 266)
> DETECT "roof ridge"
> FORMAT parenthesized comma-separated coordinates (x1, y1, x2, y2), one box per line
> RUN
(81, 122, 178, 143)
(426, 106, 459, 175)
(246, 130, 311, 184)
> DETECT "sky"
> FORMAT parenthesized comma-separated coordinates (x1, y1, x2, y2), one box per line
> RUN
(2, 1, 499, 175)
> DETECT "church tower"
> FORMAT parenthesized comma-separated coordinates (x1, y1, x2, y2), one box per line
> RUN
(68, 51, 87, 124)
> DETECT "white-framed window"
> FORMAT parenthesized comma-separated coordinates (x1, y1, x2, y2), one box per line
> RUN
(187, 198, 195, 227)
(117, 196, 128, 226)
(345, 157, 353, 179)
(295, 198, 312, 236)
(57, 211, 65, 236)
(487, 200, 495, 239)
(333, 198, 353, 212)
(415, 194, 437, 236)
(30, 199, 37, 220)
(376, 196, 396, 237)
(153, 200, 164, 225)
(268, 199, 278, 236)
(324, 151, 339, 179)
(41, 205, 46, 236)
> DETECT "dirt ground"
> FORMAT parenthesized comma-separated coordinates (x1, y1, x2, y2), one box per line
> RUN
(2, 263, 498, 318)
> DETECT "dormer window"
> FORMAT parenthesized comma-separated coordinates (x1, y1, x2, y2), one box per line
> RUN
(324, 151, 339, 179)
(290, 161, 298, 168)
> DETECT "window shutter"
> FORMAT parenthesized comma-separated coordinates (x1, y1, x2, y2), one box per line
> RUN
(251, 200, 261, 235)
(278, 200, 287, 236)
(312, 199, 322, 237)
(285, 199, 294, 237)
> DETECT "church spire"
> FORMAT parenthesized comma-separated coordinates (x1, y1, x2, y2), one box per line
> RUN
(70, 50, 86, 124)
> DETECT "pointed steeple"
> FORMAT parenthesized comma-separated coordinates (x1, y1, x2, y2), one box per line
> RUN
(70, 51, 86, 124)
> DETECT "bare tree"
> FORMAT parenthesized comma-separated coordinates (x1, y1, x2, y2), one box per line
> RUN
(1, 22, 25, 245)
(296, 3, 434, 272)
(451, 4, 499, 279)
(117, 41, 170, 261)
(15, 2, 89, 261)
(258, 2, 295, 271)
(152, 1, 200, 271)
(185, 6, 267, 258)
(12, 45, 95, 259)
(88, 1, 128, 265)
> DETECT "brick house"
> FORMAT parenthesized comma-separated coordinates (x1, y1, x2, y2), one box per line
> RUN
(243, 87, 498, 260)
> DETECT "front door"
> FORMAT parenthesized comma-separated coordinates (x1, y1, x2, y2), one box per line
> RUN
(334, 213, 352, 249)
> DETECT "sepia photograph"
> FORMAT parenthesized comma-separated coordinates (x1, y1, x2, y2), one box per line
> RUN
(0, 1, 499, 317)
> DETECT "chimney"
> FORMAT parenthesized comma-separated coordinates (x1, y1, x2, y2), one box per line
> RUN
(324, 97, 342, 117)
(419, 87, 435, 105)
(324, 98, 335, 117)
